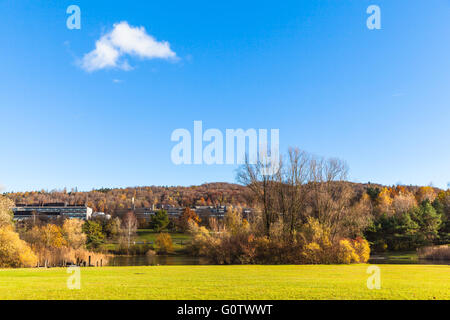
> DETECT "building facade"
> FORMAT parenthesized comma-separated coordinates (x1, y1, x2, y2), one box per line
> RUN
(13, 204, 93, 220)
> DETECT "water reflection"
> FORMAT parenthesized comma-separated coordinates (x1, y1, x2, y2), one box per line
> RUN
(368, 252, 449, 265)
(109, 252, 449, 266)
(108, 255, 209, 266)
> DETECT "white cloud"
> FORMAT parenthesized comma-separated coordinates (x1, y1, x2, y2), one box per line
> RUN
(81, 21, 176, 72)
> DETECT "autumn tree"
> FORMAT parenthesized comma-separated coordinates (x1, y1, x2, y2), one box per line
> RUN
(104, 217, 121, 240)
(224, 206, 245, 235)
(177, 207, 201, 232)
(0, 226, 37, 267)
(237, 148, 360, 240)
(155, 233, 174, 254)
(376, 187, 394, 215)
(121, 211, 137, 250)
(392, 191, 417, 215)
(416, 186, 437, 203)
(41, 224, 67, 248)
(62, 219, 86, 249)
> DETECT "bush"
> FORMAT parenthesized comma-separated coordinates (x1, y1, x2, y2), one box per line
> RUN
(112, 241, 152, 255)
(188, 217, 371, 265)
(301, 242, 324, 264)
(155, 233, 174, 254)
(353, 237, 370, 263)
(297, 217, 333, 264)
(337, 239, 360, 264)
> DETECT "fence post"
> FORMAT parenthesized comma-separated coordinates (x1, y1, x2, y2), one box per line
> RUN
(88, 256, 91, 267)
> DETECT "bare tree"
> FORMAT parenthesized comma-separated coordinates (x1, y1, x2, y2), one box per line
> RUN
(238, 147, 368, 240)
(121, 211, 137, 251)
(237, 153, 279, 237)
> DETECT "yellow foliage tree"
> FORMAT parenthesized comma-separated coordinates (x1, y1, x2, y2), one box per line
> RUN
(0, 226, 38, 268)
(338, 239, 360, 264)
(416, 186, 437, 203)
(155, 233, 174, 254)
(376, 187, 393, 215)
(224, 206, 244, 235)
(62, 219, 87, 249)
(41, 224, 67, 248)
(353, 237, 370, 263)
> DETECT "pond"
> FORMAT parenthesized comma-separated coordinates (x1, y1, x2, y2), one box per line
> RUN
(108, 255, 209, 266)
(108, 252, 450, 266)
(368, 251, 449, 265)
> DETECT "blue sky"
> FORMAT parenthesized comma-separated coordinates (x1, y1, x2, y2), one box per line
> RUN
(1, 0, 450, 192)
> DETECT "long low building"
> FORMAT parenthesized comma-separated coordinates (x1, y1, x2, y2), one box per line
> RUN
(13, 204, 93, 220)
(115, 205, 253, 221)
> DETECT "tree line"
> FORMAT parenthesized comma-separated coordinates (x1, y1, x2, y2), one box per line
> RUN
(185, 148, 449, 264)
(1, 147, 449, 266)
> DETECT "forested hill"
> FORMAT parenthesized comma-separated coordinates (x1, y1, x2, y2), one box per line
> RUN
(3, 182, 443, 216)
(4, 183, 253, 214)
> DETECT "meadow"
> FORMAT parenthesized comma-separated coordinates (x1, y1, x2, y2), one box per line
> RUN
(99, 230, 190, 254)
(0, 264, 448, 300)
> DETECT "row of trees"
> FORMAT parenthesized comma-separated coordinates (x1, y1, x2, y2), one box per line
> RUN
(187, 149, 372, 264)
(0, 195, 108, 267)
(364, 186, 449, 250)
(0, 193, 182, 267)
(236, 149, 371, 241)
(186, 148, 449, 264)
(188, 206, 370, 264)
(0, 196, 37, 267)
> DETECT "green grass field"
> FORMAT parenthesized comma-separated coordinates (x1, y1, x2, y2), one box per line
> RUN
(136, 230, 191, 243)
(136, 230, 190, 251)
(0, 264, 448, 300)
(100, 231, 191, 253)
